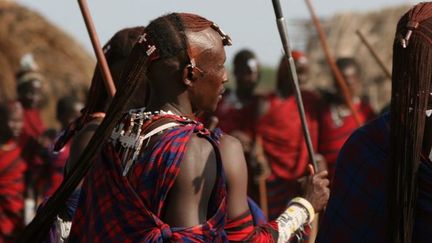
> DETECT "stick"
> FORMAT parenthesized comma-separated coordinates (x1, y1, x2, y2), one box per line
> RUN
(304, 0, 362, 126)
(254, 135, 269, 218)
(258, 178, 269, 217)
(271, 0, 318, 171)
(356, 30, 392, 80)
(78, 0, 116, 97)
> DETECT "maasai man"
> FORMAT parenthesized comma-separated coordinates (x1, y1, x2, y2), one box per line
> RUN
(0, 101, 26, 242)
(317, 2, 432, 242)
(69, 13, 330, 242)
(256, 52, 322, 220)
(15, 64, 50, 220)
(318, 57, 375, 181)
(42, 27, 145, 243)
(16, 67, 46, 143)
(214, 49, 261, 136)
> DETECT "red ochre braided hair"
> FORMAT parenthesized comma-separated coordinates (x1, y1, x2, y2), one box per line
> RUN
(18, 13, 231, 242)
(389, 2, 432, 242)
(54, 26, 145, 152)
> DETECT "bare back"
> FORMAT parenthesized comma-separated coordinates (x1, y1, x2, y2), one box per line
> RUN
(161, 133, 217, 227)
(162, 130, 251, 228)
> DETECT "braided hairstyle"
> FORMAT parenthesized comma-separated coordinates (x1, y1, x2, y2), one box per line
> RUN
(19, 13, 231, 242)
(53, 26, 145, 151)
(389, 3, 432, 242)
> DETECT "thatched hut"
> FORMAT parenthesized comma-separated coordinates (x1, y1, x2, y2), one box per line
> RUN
(0, 1, 94, 127)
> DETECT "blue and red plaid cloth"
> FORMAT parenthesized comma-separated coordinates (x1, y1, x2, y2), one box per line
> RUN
(69, 117, 228, 242)
(317, 112, 432, 242)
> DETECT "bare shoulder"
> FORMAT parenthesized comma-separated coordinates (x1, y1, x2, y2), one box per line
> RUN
(186, 133, 215, 156)
(219, 134, 247, 180)
(180, 133, 216, 176)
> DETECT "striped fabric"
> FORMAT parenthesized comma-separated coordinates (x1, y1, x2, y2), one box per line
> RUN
(266, 177, 300, 220)
(225, 209, 278, 242)
(0, 140, 26, 241)
(69, 116, 228, 242)
(317, 112, 432, 242)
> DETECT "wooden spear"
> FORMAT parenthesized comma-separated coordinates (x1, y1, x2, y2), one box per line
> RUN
(16, 1, 116, 241)
(356, 30, 392, 80)
(78, 0, 116, 97)
(304, 0, 362, 126)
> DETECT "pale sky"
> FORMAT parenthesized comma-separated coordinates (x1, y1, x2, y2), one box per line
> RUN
(17, 0, 420, 66)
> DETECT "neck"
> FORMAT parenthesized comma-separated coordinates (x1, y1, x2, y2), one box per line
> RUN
(236, 89, 254, 104)
(146, 91, 194, 117)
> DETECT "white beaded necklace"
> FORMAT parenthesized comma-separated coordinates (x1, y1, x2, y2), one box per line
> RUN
(110, 109, 188, 176)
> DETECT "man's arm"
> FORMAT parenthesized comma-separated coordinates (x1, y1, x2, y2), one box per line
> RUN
(220, 134, 329, 242)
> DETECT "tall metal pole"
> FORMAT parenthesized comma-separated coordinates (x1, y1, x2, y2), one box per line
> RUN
(271, 0, 318, 171)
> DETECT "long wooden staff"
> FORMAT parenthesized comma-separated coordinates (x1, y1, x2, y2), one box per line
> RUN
(304, 0, 361, 126)
(356, 30, 392, 80)
(16, 1, 116, 242)
(271, 0, 318, 171)
(254, 135, 269, 217)
(78, 0, 116, 97)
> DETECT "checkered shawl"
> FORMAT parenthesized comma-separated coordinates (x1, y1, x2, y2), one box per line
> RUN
(69, 117, 227, 242)
(317, 113, 432, 242)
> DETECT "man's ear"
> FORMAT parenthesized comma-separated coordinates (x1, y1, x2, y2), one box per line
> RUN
(182, 58, 199, 87)
(182, 66, 193, 87)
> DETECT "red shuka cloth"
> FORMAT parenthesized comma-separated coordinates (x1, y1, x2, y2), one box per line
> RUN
(257, 91, 320, 181)
(318, 100, 375, 180)
(214, 93, 260, 136)
(21, 108, 45, 142)
(0, 140, 26, 242)
(19, 108, 47, 197)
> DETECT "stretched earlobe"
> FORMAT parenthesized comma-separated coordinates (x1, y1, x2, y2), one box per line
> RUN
(182, 67, 193, 87)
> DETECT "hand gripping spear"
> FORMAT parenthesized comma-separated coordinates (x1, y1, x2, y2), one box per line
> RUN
(16, 1, 116, 242)
(271, 0, 318, 172)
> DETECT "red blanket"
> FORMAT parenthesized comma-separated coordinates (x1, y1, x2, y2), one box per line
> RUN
(0, 140, 26, 242)
(257, 91, 320, 180)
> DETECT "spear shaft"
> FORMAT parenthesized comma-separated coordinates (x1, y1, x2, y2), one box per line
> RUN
(78, 0, 116, 97)
(271, 0, 318, 171)
(356, 30, 392, 80)
(305, 0, 362, 126)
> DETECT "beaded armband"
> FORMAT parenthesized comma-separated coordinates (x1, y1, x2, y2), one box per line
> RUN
(275, 197, 315, 243)
(288, 197, 315, 224)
